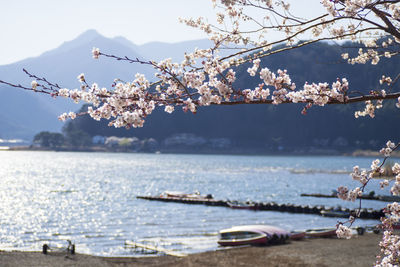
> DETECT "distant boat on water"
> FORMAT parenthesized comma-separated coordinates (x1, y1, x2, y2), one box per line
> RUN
(160, 191, 213, 200)
(320, 210, 349, 218)
(227, 201, 258, 210)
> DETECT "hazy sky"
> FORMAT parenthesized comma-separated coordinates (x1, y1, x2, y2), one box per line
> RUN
(0, 1, 323, 65)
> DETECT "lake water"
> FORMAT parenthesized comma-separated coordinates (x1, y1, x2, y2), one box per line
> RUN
(0, 151, 390, 256)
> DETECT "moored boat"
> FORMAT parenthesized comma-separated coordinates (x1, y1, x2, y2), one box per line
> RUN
(289, 231, 306, 240)
(305, 228, 337, 238)
(218, 225, 289, 246)
(160, 191, 213, 200)
(320, 210, 349, 218)
(227, 201, 258, 210)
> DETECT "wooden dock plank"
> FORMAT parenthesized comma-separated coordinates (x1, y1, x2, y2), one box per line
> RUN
(125, 241, 187, 257)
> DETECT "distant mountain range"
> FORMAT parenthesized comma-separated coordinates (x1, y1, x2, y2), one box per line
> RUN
(0, 30, 212, 140)
(0, 30, 399, 152)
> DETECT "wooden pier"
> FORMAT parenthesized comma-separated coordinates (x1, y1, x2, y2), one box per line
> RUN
(137, 195, 384, 220)
(301, 193, 400, 202)
(125, 241, 186, 257)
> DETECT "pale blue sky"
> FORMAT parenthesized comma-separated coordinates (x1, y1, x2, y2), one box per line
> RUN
(0, 0, 323, 65)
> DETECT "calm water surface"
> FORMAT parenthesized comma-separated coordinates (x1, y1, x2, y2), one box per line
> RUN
(0, 151, 390, 256)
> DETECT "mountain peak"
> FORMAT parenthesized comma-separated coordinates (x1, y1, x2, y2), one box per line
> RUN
(75, 29, 102, 42)
(35, 29, 106, 59)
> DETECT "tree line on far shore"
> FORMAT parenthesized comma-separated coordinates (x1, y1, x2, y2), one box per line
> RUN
(33, 41, 400, 152)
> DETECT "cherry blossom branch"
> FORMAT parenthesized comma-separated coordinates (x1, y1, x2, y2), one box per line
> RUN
(22, 68, 61, 92)
(0, 79, 52, 95)
(335, 142, 400, 240)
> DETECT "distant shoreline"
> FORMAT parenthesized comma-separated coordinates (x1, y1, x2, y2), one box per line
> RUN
(4, 145, 400, 158)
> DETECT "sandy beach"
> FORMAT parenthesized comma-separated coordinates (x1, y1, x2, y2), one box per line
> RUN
(0, 233, 382, 267)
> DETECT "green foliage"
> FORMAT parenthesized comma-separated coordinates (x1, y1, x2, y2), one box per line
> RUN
(62, 118, 92, 147)
(33, 131, 65, 148)
(118, 138, 132, 147)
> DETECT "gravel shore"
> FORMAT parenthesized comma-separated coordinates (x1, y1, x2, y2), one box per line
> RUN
(0, 233, 382, 267)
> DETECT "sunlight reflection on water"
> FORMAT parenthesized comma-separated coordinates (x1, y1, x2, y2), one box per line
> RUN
(0, 151, 388, 255)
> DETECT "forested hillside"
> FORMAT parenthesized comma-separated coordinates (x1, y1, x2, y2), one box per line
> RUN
(64, 41, 400, 152)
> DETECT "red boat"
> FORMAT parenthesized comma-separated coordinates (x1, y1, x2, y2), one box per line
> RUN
(289, 231, 306, 240)
(218, 225, 289, 246)
(305, 228, 337, 238)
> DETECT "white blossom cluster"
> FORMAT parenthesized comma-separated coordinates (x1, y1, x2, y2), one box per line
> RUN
(247, 59, 260, 76)
(320, 0, 400, 70)
(380, 76, 392, 85)
(379, 202, 400, 264)
(380, 141, 397, 157)
(386, 202, 400, 220)
(376, 230, 400, 266)
(354, 100, 383, 118)
(351, 165, 370, 185)
(321, 0, 337, 16)
(391, 163, 400, 196)
(57, 68, 156, 128)
(336, 224, 353, 239)
(31, 80, 38, 90)
(287, 78, 347, 106)
(348, 50, 380, 65)
(380, 179, 390, 189)
(92, 47, 100, 59)
(260, 68, 295, 104)
(389, 3, 400, 20)
(337, 185, 362, 202)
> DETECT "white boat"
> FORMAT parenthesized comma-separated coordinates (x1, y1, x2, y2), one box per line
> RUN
(320, 210, 349, 218)
(218, 225, 289, 246)
(161, 191, 213, 199)
(227, 201, 258, 210)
